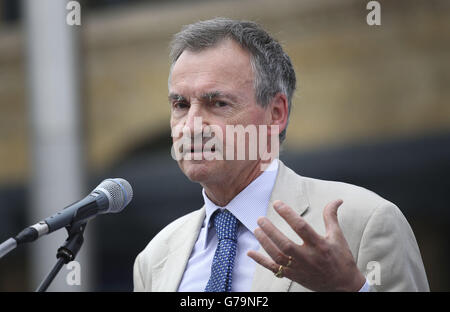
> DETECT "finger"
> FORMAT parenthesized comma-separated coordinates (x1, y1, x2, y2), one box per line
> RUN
(247, 250, 280, 274)
(257, 217, 307, 263)
(253, 227, 292, 266)
(273, 200, 322, 246)
(323, 199, 344, 237)
(247, 250, 295, 279)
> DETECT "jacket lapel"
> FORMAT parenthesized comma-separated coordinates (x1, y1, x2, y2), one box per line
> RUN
(251, 160, 310, 291)
(151, 207, 206, 291)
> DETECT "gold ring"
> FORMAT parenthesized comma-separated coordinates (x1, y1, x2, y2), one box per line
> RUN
(275, 265, 284, 278)
(286, 256, 293, 267)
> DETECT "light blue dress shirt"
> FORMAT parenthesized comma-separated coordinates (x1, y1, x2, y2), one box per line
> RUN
(178, 160, 279, 292)
(177, 159, 370, 292)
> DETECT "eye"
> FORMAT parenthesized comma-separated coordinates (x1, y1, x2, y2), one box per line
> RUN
(173, 102, 189, 109)
(213, 101, 228, 108)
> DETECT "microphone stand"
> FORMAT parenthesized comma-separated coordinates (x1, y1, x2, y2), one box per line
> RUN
(36, 221, 87, 292)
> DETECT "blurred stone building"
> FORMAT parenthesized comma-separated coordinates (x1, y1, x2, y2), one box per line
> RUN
(0, 0, 449, 291)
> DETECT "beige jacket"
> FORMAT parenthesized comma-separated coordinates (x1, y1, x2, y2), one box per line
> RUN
(133, 160, 429, 291)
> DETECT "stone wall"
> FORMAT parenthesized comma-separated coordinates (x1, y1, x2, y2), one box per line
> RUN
(0, 0, 449, 184)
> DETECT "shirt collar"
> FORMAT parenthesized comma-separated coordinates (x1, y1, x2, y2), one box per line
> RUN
(201, 159, 279, 249)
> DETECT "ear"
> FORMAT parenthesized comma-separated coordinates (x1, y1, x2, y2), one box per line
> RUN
(267, 93, 289, 137)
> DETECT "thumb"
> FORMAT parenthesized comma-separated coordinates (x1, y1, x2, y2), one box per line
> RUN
(323, 199, 344, 238)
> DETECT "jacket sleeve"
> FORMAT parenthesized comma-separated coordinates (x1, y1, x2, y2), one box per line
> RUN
(356, 203, 430, 291)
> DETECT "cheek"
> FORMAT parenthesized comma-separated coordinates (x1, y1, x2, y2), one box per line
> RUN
(229, 111, 267, 130)
(170, 117, 185, 139)
(170, 115, 179, 129)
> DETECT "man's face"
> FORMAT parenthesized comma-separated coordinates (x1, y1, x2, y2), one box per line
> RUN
(169, 39, 271, 186)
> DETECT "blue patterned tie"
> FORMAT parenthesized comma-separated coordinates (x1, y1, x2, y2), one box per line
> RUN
(204, 209, 239, 292)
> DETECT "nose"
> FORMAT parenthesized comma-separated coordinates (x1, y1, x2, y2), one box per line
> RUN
(183, 103, 209, 138)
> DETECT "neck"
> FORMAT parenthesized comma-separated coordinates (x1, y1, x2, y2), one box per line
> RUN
(202, 159, 269, 207)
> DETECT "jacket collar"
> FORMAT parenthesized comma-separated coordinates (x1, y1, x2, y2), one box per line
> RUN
(151, 207, 205, 291)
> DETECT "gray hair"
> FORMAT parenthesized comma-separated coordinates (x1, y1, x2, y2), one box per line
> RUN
(169, 17, 296, 143)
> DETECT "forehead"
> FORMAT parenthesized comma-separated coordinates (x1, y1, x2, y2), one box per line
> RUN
(169, 39, 254, 96)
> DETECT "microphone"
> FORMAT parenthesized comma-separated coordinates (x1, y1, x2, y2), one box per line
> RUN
(0, 178, 133, 258)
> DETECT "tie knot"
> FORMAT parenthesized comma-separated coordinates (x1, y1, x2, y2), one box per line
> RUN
(213, 210, 238, 242)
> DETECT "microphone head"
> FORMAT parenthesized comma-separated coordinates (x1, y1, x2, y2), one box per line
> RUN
(94, 178, 133, 213)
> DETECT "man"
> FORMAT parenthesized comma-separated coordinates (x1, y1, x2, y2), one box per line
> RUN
(133, 18, 429, 292)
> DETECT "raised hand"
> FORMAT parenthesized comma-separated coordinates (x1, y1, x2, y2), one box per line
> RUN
(247, 199, 366, 292)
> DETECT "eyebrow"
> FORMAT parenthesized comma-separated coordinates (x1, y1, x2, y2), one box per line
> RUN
(199, 91, 238, 103)
(168, 91, 239, 104)
(168, 93, 187, 102)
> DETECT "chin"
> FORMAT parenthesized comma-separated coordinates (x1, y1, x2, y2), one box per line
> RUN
(178, 159, 218, 183)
